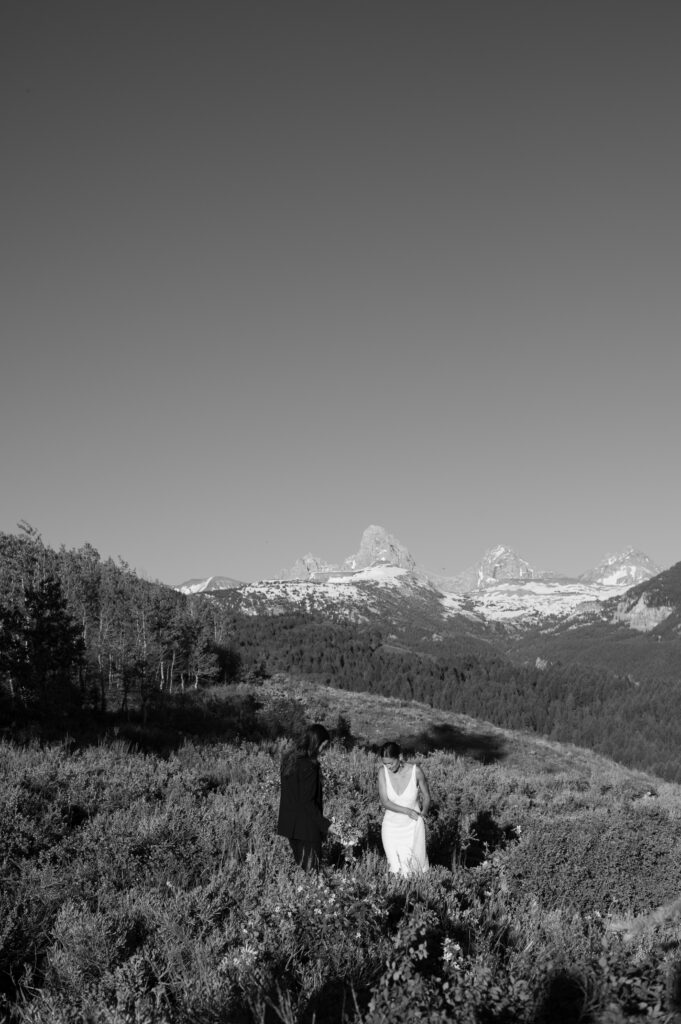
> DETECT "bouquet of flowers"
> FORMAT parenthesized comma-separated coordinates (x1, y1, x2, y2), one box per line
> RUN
(331, 816, 362, 862)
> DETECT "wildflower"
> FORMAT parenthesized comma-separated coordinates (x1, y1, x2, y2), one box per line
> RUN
(442, 938, 462, 963)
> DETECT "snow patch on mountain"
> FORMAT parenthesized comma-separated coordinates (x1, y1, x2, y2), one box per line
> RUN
(320, 564, 410, 586)
(212, 563, 485, 635)
(464, 579, 634, 625)
(225, 565, 423, 621)
(579, 547, 661, 587)
(176, 575, 244, 594)
(439, 592, 482, 620)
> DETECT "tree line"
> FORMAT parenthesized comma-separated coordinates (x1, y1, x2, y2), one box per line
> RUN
(0, 526, 240, 725)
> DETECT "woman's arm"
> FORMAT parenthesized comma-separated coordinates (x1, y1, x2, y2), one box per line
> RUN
(415, 766, 431, 815)
(377, 768, 421, 820)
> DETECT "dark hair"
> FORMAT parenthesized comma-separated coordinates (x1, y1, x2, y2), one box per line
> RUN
(381, 741, 402, 759)
(282, 724, 331, 776)
(302, 723, 331, 758)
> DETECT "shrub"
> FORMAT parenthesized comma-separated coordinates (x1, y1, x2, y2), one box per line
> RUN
(3, 713, 681, 1024)
(505, 804, 681, 914)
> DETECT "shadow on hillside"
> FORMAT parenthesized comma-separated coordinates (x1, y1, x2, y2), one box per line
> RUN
(370, 723, 507, 764)
(5, 695, 508, 766)
(0, 690, 293, 758)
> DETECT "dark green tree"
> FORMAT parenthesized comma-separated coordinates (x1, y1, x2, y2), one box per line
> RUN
(0, 574, 85, 714)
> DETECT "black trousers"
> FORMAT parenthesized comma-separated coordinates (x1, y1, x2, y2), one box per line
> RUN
(288, 838, 321, 872)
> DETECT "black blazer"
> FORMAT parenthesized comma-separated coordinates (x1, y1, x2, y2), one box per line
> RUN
(277, 755, 331, 844)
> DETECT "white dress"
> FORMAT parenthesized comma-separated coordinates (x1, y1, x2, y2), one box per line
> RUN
(381, 764, 429, 876)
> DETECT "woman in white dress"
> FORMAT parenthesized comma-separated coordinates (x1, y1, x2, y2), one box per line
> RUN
(378, 742, 431, 876)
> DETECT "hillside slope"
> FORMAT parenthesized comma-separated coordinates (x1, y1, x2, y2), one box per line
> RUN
(260, 673, 664, 783)
(5, 679, 681, 1023)
(509, 561, 681, 681)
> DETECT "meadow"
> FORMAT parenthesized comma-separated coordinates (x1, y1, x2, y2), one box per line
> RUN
(3, 677, 681, 1024)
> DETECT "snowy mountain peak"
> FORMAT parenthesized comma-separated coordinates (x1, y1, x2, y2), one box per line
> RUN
(442, 544, 536, 594)
(176, 575, 244, 594)
(277, 525, 417, 581)
(477, 545, 535, 585)
(488, 544, 514, 559)
(342, 524, 417, 573)
(578, 548, 661, 587)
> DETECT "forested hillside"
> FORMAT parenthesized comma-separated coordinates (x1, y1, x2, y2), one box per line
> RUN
(0, 526, 240, 728)
(3, 526, 681, 781)
(220, 609, 681, 781)
(507, 561, 681, 684)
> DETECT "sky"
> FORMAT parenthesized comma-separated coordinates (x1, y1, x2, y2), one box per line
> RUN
(2, 1, 680, 585)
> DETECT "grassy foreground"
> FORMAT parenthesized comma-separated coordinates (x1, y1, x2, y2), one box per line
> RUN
(3, 678, 681, 1023)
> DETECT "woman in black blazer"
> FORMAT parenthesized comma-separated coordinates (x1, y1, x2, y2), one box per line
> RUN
(277, 723, 337, 870)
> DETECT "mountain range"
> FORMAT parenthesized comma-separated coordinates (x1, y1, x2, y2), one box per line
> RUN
(177, 523, 663, 614)
(177, 525, 680, 685)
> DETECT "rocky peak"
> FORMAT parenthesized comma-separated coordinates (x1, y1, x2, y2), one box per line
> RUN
(280, 553, 336, 581)
(450, 544, 536, 593)
(278, 525, 416, 580)
(342, 525, 417, 573)
(579, 548, 661, 587)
